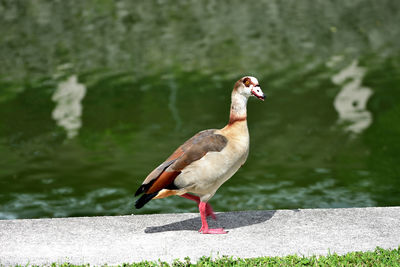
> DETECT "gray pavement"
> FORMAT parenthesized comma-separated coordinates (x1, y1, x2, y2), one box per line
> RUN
(0, 207, 399, 265)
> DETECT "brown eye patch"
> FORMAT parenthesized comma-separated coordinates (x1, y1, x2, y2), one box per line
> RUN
(243, 77, 251, 87)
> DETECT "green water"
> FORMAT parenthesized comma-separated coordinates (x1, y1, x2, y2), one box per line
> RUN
(0, 1, 399, 219)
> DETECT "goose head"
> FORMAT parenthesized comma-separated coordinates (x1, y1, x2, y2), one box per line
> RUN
(235, 76, 265, 101)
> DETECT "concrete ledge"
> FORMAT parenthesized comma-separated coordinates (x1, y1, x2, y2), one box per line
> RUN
(1, 207, 399, 265)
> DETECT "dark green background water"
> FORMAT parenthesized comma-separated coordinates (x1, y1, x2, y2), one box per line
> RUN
(1, 1, 399, 219)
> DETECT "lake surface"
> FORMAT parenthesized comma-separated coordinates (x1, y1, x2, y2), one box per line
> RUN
(1, 1, 399, 219)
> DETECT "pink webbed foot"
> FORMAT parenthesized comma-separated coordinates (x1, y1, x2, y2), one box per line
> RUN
(198, 226, 227, 234)
(198, 201, 227, 234)
(203, 228, 227, 234)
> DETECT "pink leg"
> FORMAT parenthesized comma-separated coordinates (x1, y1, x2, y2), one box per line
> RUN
(198, 202, 227, 234)
(180, 193, 216, 219)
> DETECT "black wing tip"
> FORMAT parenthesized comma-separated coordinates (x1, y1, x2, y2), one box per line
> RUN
(134, 185, 145, 197)
(135, 183, 152, 197)
(135, 192, 158, 209)
(135, 179, 158, 197)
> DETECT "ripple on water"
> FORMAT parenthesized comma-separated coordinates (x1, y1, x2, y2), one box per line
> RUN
(0, 188, 134, 219)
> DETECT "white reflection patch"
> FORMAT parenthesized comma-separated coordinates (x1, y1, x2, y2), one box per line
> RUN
(52, 75, 86, 139)
(331, 60, 373, 134)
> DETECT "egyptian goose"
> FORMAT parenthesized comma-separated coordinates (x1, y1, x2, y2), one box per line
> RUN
(135, 76, 265, 234)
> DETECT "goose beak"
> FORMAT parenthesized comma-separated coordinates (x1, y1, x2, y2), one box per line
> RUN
(251, 86, 265, 101)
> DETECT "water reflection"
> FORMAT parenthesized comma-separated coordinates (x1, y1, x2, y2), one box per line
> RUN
(332, 60, 373, 134)
(51, 75, 86, 139)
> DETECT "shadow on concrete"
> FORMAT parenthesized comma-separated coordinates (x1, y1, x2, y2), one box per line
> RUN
(145, 210, 276, 233)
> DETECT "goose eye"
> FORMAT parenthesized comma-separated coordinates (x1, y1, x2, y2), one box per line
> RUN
(243, 78, 251, 87)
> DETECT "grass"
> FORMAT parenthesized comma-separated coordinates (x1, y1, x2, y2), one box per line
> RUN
(18, 247, 400, 267)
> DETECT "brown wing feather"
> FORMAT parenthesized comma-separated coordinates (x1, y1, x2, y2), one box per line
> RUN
(169, 133, 228, 171)
(134, 159, 175, 196)
(136, 129, 227, 195)
(146, 170, 181, 194)
(141, 159, 175, 186)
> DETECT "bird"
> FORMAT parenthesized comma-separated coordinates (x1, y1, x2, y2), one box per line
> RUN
(134, 76, 265, 234)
